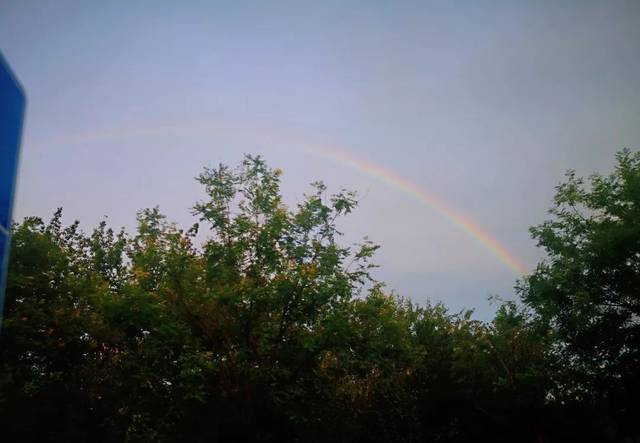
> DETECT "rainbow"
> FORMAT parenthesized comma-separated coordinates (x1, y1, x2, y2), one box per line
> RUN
(309, 147, 528, 276)
(34, 121, 528, 275)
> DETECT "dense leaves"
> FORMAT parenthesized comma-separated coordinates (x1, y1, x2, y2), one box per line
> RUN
(1, 153, 638, 442)
(519, 149, 640, 440)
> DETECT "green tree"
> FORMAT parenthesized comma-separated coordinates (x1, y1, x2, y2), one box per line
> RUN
(8, 152, 636, 442)
(0, 155, 388, 442)
(519, 149, 640, 440)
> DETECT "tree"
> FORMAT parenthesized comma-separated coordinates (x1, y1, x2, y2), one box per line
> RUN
(6, 151, 636, 442)
(519, 149, 640, 439)
(0, 155, 387, 442)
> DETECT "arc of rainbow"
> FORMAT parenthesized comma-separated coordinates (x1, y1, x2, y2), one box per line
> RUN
(308, 147, 528, 276)
(34, 121, 527, 275)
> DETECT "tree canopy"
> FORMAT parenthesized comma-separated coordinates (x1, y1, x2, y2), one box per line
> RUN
(518, 149, 640, 437)
(1, 152, 638, 442)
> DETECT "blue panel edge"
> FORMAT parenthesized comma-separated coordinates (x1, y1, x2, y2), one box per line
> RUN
(0, 51, 26, 328)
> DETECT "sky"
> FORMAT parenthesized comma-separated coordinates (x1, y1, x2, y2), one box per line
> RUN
(1, 0, 639, 318)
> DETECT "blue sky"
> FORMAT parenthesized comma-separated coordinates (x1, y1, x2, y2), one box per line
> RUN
(1, 1, 639, 317)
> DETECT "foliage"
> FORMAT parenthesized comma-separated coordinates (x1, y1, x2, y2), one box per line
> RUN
(519, 149, 640, 440)
(1, 152, 638, 442)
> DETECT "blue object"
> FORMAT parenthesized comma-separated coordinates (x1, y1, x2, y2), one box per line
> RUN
(0, 52, 25, 321)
